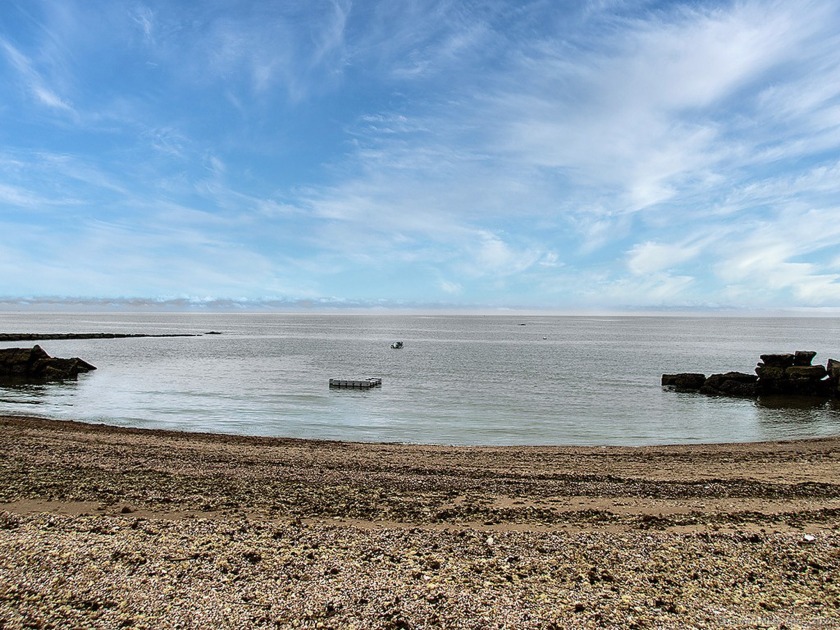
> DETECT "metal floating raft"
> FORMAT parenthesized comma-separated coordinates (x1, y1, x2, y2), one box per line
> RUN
(329, 377, 382, 389)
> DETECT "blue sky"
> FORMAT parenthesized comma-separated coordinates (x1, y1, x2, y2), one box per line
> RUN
(2, 0, 840, 312)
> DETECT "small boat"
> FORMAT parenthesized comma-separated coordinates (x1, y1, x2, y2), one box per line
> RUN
(390, 341, 403, 349)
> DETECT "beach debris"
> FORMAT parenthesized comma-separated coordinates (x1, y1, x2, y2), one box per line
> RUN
(0, 345, 96, 382)
(662, 350, 840, 400)
(802, 534, 816, 544)
(390, 341, 403, 349)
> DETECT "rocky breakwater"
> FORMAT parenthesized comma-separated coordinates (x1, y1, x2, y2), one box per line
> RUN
(663, 350, 840, 399)
(0, 345, 96, 382)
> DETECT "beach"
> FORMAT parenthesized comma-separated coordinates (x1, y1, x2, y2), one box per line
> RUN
(1, 415, 838, 628)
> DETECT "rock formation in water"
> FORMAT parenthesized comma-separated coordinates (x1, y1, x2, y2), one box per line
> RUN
(662, 350, 839, 399)
(0, 345, 96, 381)
(0, 333, 197, 341)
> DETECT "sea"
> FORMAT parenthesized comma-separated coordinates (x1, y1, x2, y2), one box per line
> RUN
(1, 312, 839, 446)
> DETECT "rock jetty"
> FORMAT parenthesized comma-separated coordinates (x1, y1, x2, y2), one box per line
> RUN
(663, 350, 840, 398)
(0, 333, 196, 342)
(0, 345, 96, 381)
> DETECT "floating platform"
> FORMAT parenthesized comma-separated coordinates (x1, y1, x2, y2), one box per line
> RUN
(329, 377, 382, 389)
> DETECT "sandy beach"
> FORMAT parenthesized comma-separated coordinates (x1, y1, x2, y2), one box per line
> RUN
(1, 415, 838, 628)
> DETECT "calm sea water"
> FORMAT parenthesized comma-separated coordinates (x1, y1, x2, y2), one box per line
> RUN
(1, 312, 839, 446)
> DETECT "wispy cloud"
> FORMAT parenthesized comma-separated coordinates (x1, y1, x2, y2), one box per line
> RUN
(0, 38, 75, 113)
(130, 4, 155, 43)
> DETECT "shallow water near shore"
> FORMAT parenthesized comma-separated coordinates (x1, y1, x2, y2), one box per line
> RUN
(1, 312, 840, 446)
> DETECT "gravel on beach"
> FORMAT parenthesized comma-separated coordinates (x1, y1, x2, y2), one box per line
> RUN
(1, 415, 838, 628)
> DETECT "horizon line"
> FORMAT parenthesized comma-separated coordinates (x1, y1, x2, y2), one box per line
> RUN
(2, 296, 840, 317)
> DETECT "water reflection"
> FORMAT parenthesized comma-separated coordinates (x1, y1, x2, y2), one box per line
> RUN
(752, 395, 840, 440)
(755, 395, 834, 410)
(0, 378, 77, 407)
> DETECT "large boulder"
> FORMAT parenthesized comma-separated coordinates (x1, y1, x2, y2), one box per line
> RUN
(786, 365, 827, 380)
(699, 372, 758, 397)
(759, 353, 795, 368)
(757, 359, 829, 396)
(827, 359, 840, 397)
(0, 345, 96, 381)
(755, 364, 786, 380)
(794, 351, 817, 366)
(661, 373, 706, 392)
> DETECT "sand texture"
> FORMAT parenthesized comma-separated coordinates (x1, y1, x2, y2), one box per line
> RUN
(1, 415, 838, 628)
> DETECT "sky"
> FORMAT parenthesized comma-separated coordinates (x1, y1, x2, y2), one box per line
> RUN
(1, 0, 840, 312)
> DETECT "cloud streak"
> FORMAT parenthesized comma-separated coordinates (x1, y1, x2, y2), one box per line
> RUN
(0, 38, 75, 113)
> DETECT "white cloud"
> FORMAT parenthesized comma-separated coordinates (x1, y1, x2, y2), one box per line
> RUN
(710, 202, 840, 305)
(0, 39, 75, 114)
(470, 230, 541, 277)
(160, 1, 352, 101)
(485, 2, 821, 213)
(349, 0, 492, 80)
(539, 252, 562, 268)
(627, 240, 705, 276)
(438, 279, 462, 295)
(0, 183, 58, 208)
(130, 5, 156, 42)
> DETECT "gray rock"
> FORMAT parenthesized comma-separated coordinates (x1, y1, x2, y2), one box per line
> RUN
(755, 364, 785, 380)
(794, 351, 817, 366)
(661, 373, 706, 392)
(699, 372, 758, 397)
(0, 345, 96, 381)
(785, 365, 827, 380)
(759, 354, 795, 368)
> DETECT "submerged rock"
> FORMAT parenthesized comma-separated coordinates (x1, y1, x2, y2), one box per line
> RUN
(0, 345, 96, 381)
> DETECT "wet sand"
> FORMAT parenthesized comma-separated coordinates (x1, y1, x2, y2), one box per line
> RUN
(1, 415, 838, 628)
